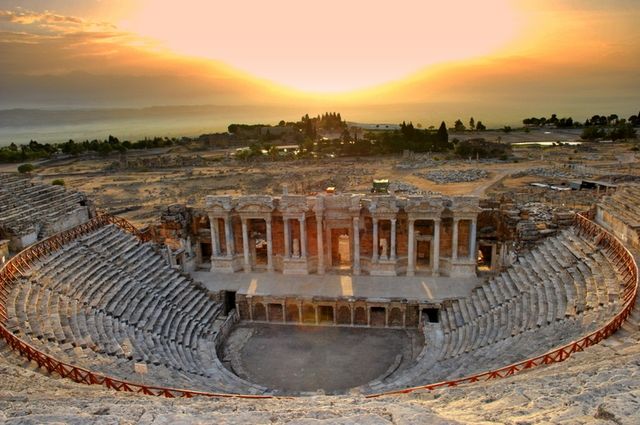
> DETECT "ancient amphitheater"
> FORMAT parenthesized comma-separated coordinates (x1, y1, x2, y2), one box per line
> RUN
(1, 172, 639, 424)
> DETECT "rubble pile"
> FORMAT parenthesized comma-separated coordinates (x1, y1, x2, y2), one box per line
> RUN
(389, 182, 441, 196)
(516, 220, 540, 243)
(415, 169, 489, 184)
(115, 155, 212, 170)
(519, 202, 575, 227)
(553, 210, 576, 227)
(159, 204, 191, 240)
(511, 167, 570, 179)
(395, 159, 440, 170)
(511, 166, 593, 179)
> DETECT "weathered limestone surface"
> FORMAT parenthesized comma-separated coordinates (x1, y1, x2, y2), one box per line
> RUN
(596, 184, 640, 250)
(4, 224, 265, 394)
(1, 319, 639, 425)
(0, 173, 92, 250)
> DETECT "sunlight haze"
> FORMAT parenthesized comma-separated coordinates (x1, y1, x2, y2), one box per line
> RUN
(0, 0, 638, 142)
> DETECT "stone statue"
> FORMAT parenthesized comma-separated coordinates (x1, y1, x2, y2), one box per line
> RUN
(293, 238, 300, 258)
(379, 238, 388, 259)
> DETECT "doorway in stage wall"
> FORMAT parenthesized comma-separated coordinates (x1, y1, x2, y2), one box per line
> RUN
(416, 239, 431, 271)
(200, 242, 212, 263)
(331, 228, 352, 272)
(249, 219, 268, 269)
(223, 291, 236, 315)
(477, 244, 493, 272)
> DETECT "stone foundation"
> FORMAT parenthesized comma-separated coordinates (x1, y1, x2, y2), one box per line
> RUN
(235, 293, 440, 329)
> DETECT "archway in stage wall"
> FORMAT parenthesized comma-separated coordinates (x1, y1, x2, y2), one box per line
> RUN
(337, 306, 351, 325)
(286, 304, 299, 322)
(200, 241, 212, 261)
(354, 306, 367, 325)
(253, 303, 266, 321)
(268, 303, 284, 322)
(302, 304, 316, 323)
(370, 307, 386, 327)
(389, 307, 403, 327)
(477, 243, 494, 272)
(318, 306, 334, 323)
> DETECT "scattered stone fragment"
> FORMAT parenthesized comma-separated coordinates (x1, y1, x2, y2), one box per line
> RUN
(415, 169, 489, 184)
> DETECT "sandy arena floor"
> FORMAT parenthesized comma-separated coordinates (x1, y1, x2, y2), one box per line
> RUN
(224, 323, 422, 394)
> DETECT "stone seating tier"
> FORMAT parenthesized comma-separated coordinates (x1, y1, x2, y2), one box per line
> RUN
(6, 224, 266, 394)
(362, 227, 627, 393)
(0, 173, 88, 236)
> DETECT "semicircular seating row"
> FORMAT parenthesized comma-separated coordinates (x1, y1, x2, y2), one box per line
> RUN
(597, 184, 640, 243)
(5, 224, 267, 394)
(0, 173, 86, 236)
(363, 226, 627, 393)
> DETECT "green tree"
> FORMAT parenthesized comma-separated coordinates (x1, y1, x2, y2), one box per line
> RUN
(469, 117, 475, 130)
(581, 126, 605, 140)
(454, 119, 466, 132)
(17, 163, 35, 173)
(608, 123, 637, 141)
(476, 121, 486, 131)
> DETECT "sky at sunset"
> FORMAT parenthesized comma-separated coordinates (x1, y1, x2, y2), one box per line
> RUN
(0, 0, 638, 135)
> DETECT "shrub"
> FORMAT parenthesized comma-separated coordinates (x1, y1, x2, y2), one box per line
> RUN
(52, 179, 65, 186)
(17, 163, 35, 174)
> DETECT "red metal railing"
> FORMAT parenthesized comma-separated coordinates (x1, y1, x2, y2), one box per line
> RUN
(365, 211, 638, 397)
(0, 211, 636, 399)
(0, 213, 274, 399)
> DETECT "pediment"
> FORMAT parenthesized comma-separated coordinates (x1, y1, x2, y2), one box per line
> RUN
(205, 195, 233, 212)
(368, 196, 399, 215)
(451, 196, 481, 215)
(278, 195, 309, 214)
(404, 195, 445, 215)
(236, 196, 274, 213)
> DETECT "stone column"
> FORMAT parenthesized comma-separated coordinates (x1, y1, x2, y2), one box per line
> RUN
(300, 215, 307, 258)
(372, 218, 379, 263)
(316, 213, 324, 274)
(433, 219, 441, 276)
(390, 218, 397, 261)
(241, 218, 250, 272)
(452, 218, 459, 261)
(469, 218, 477, 261)
(325, 226, 332, 268)
(402, 305, 406, 328)
(209, 215, 220, 257)
(224, 216, 234, 257)
(283, 218, 291, 259)
(353, 216, 361, 275)
(266, 218, 274, 272)
(407, 218, 415, 276)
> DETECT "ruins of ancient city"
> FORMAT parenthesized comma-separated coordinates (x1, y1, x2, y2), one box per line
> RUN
(0, 134, 639, 423)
